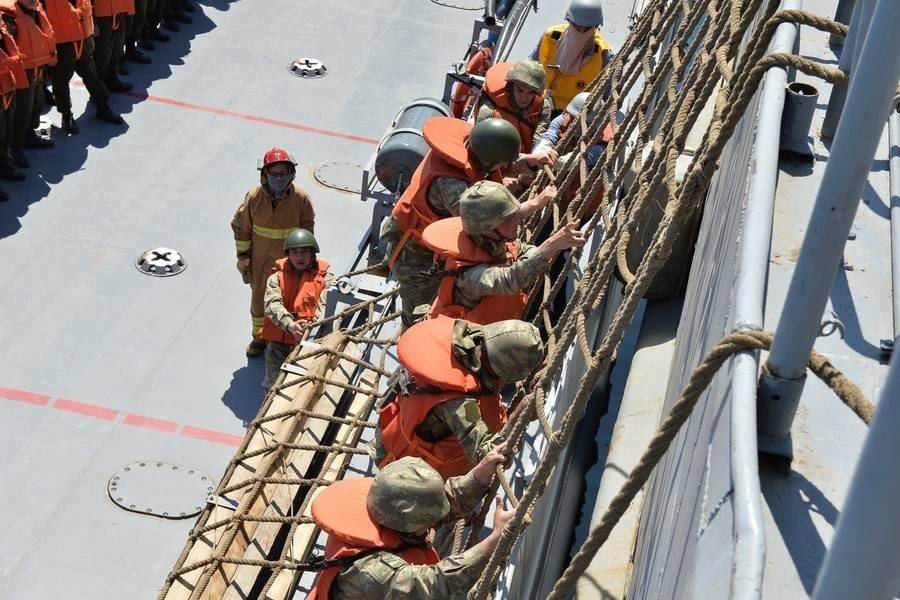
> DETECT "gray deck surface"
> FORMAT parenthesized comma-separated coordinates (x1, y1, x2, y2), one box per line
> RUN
(758, 3, 891, 597)
(0, 1, 481, 597)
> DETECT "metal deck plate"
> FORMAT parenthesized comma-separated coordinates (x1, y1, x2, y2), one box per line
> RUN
(135, 247, 187, 277)
(108, 461, 213, 519)
(314, 161, 363, 194)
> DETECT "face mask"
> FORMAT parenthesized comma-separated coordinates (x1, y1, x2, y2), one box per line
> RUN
(267, 173, 291, 195)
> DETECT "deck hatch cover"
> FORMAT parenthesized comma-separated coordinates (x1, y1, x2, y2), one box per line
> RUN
(107, 461, 213, 519)
(288, 58, 328, 78)
(314, 161, 363, 194)
(135, 247, 187, 277)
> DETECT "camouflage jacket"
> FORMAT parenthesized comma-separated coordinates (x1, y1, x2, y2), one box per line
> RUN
(381, 175, 471, 265)
(330, 472, 489, 599)
(263, 268, 334, 330)
(452, 242, 546, 310)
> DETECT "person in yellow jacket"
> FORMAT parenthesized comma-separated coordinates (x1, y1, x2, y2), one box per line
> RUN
(231, 147, 316, 357)
(530, 0, 613, 112)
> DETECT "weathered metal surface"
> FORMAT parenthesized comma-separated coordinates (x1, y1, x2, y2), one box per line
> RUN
(108, 462, 213, 519)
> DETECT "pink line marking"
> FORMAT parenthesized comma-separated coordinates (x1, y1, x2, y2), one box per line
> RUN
(71, 81, 379, 145)
(53, 398, 120, 421)
(0, 387, 51, 406)
(180, 425, 244, 447)
(123, 413, 179, 433)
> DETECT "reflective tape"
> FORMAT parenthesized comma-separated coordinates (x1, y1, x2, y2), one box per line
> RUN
(235, 239, 252, 252)
(252, 225, 297, 240)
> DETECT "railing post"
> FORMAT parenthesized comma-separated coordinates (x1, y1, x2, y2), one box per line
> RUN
(756, 0, 900, 455)
(821, 0, 874, 139)
(811, 350, 900, 600)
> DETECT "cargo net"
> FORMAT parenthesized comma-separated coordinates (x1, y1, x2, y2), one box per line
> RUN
(159, 0, 866, 598)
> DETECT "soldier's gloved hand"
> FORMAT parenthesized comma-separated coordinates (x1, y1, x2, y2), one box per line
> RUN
(472, 441, 513, 486)
(236, 257, 252, 284)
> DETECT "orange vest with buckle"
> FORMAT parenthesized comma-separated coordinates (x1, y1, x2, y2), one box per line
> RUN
(481, 62, 546, 153)
(0, 21, 26, 97)
(307, 478, 441, 600)
(377, 315, 507, 479)
(258, 258, 330, 346)
(2, 1, 56, 71)
(422, 217, 526, 325)
(388, 117, 502, 266)
(91, 0, 134, 19)
(43, 0, 90, 45)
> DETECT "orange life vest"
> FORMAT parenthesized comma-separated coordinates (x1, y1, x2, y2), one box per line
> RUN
(91, 0, 134, 19)
(43, 0, 90, 45)
(422, 217, 526, 324)
(388, 117, 502, 265)
(307, 478, 440, 600)
(2, 1, 56, 70)
(377, 315, 507, 479)
(450, 45, 492, 118)
(480, 62, 546, 153)
(258, 257, 330, 346)
(0, 21, 26, 97)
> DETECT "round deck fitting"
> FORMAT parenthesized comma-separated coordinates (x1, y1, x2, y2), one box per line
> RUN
(135, 247, 187, 277)
(313, 161, 362, 194)
(288, 58, 328, 78)
(108, 461, 213, 519)
(430, 0, 483, 9)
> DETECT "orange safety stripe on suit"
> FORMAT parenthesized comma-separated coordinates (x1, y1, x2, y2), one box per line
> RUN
(1, 0, 56, 70)
(306, 478, 440, 600)
(43, 0, 89, 44)
(377, 315, 507, 479)
(422, 217, 526, 324)
(0, 21, 26, 96)
(258, 257, 330, 346)
(389, 117, 502, 262)
(480, 62, 546, 153)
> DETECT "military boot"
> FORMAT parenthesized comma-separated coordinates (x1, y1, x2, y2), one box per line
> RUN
(94, 101, 125, 125)
(60, 112, 79, 134)
(8, 147, 28, 169)
(106, 75, 134, 93)
(0, 159, 26, 181)
(148, 27, 170, 42)
(126, 46, 151, 64)
(246, 338, 266, 357)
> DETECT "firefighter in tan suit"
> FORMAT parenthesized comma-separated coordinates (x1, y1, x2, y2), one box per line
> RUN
(231, 147, 315, 357)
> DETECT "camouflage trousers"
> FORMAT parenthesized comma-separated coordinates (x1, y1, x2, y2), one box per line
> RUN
(393, 259, 441, 329)
(263, 341, 293, 391)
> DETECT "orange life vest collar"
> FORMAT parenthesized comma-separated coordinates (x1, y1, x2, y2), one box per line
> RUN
(397, 315, 483, 394)
(482, 62, 545, 151)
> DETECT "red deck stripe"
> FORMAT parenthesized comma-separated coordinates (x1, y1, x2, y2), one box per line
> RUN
(53, 398, 120, 421)
(123, 413, 179, 433)
(108, 86, 379, 145)
(180, 425, 243, 447)
(0, 387, 51, 406)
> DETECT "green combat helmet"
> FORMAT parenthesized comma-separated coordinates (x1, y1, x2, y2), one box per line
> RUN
(366, 457, 451, 533)
(483, 320, 545, 382)
(506, 59, 547, 93)
(468, 118, 521, 167)
(460, 181, 520, 236)
(566, 0, 604, 27)
(283, 228, 319, 253)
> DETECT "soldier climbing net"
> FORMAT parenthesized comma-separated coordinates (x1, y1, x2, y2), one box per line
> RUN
(160, 0, 874, 598)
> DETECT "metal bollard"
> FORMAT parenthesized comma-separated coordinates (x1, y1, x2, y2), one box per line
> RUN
(780, 82, 819, 157)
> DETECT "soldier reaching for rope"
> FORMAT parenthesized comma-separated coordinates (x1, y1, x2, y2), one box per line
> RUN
(306, 445, 515, 599)
(371, 315, 544, 479)
(259, 229, 333, 392)
(422, 180, 587, 324)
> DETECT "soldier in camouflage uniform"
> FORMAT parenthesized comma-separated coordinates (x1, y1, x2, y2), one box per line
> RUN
(435, 180, 587, 318)
(308, 447, 516, 599)
(260, 229, 333, 391)
(475, 59, 556, 163)
(371, 318, 545, 476)
(381, 118, 523, 329)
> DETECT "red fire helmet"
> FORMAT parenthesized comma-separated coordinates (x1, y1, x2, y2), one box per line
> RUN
(261, 147, 297, 168)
